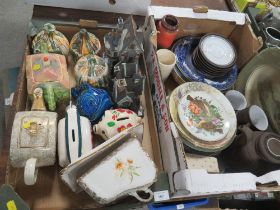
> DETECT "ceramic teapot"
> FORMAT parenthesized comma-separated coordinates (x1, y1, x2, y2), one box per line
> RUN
(93, 109, 142, 140)
(10, 88, 57, 186)
(32, 23, 69, 56)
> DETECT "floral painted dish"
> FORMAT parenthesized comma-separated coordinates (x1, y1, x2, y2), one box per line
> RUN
(172, 36, 237, 91)
(178, 91, 230, 142)
(78, 138, 156, 204)
(169, 82, 236, 153)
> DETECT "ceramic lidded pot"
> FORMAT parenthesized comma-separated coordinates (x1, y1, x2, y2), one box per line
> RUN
(70, 29, 101, 63)
(74, 55, 109, 87)
(71, 83, 113, 123)
(93, 109, 142, 140)
(32, 23, 69, 56)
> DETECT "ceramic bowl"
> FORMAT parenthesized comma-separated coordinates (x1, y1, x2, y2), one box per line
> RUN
(225, 90, 247, 111)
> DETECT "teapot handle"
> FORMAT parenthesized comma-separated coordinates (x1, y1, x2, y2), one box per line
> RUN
(24, 158, 38, 185)
(128, 188, 153, 203)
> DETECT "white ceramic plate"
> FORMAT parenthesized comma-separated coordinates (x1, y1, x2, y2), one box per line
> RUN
(200, 35, 236, 67)
(178, 91, 230, 142)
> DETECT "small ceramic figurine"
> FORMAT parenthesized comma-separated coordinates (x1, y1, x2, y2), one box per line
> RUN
(39, 82, 70, 111)
(71, 83, 113, 123)
(93, 108, 142, 140)
(32, 23, 69, 56)
(70, 29, 101, 63)
(25, 53, 70, 95)
(74, 55, 109, 87)
(31, 87, 46, 111)
(58, 105, 93, 167)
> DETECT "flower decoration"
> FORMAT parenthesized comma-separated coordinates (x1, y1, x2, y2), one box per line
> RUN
(115, 158, 140, 182)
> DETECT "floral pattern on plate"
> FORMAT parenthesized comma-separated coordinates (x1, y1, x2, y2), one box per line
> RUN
(178, 91, 230, 142)
(115, 158, 140, 183)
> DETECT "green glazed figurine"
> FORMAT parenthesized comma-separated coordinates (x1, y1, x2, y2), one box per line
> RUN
(38, 82, 70, 111)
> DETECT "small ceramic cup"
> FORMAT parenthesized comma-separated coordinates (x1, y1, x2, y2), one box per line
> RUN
(156, 49, 176, 82)
(225, 90, 247, 111)
(236, 105, 268, 131)
(265, 27, 280, 46)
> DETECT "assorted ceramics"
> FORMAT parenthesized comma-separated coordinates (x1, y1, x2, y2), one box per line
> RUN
(58, 105, 93, 167)
(225, 90, 247, 111)
(177, 92, 231, 142)
(60, 124, 144, 193)
(32, 23, 70, 56)
(93, 109, 142, 140)
(70, 29, 101, 62)
(172, 36, 238, 91)
(236, 105, 269, 131)
(235, 48, 280, 133)
(156, 49, 176, 81)
(223, 126, 280, 175)
(71, 84, 113, 123)
(10, 111, 57, 185)
(78, 138, 156, 204)
(25, 53, 70, 95)
(74, 55, 109, 87)
(169, 82, 237, 153)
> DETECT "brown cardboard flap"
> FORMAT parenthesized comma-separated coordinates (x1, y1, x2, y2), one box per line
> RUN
(229, 23, 262, 69)
(176, 18, 236, 39)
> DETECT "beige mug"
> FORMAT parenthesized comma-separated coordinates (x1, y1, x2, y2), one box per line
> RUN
(156, 49, 176, 81)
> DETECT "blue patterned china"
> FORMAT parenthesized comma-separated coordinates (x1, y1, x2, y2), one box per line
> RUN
(71, 84, 113, 123)
(172, 36, 237, 91)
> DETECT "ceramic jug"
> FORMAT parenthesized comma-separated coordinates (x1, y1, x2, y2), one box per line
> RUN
(93, 109, 142, 140)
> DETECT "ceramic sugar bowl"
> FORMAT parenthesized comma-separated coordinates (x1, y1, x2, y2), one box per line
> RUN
(10, 111, 57, 185)
(93, 109, 142, 140)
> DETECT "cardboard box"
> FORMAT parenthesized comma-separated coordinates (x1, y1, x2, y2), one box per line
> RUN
(3, 6, 164, 210)
(143, 6, 280, 202)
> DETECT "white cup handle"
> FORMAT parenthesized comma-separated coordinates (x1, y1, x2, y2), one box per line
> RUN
(128, 188, 153, 202)
(24, 158, 38, 185)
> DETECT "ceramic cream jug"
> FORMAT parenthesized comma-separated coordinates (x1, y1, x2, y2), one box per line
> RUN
(93, 109, 142, 140)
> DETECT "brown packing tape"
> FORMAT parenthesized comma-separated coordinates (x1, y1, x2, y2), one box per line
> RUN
(79, 19, 98, 29)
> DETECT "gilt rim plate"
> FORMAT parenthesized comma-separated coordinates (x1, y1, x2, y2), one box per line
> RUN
(169, 82, 237, 152)
(178, 91, 230, 142)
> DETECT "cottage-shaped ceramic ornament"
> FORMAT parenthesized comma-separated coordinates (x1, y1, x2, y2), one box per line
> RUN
(93, 109, 142, 140)
(10, 107, 57, 185)
(78, 137, 156, 204)
(58, 105, 93, 167)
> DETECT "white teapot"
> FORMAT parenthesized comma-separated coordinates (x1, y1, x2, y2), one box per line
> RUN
(93, 109, 141, 140)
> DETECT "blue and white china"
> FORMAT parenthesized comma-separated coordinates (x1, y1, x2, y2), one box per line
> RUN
(172, 36, 237, 91)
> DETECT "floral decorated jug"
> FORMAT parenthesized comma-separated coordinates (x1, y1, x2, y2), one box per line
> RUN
(32, 23, 69, 56)
(93, 108, 142, 140)
(70, 29, 101, 62)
